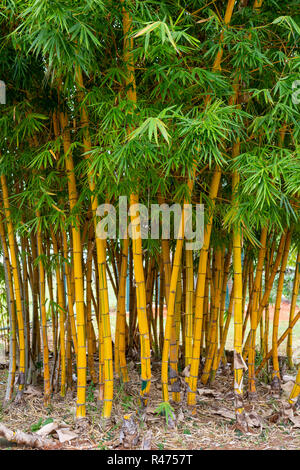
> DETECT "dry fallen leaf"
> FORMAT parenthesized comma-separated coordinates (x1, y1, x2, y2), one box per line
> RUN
(292, 346, 300, 366)
(146, 406, 157, 415)
(182, 365, 190, 377)
(290, 415, 300, 428)
(209, 408, 235, 420)
(23, 386, 42, 396)
(198, 388, 220, 399)
(234, 351, 248, 371)
(141, 430, 152, 450)
(281, 381, 295, 397)
(177, 409, 185, 422)
(36, 422, 59, 437)
(282, 374, 296, 383)
(246, 411, 264, 429)
(56, 428, 78, 443)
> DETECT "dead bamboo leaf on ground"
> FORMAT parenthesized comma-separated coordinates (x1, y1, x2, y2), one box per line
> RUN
(141, 430, 152, 450)
(56, 428, 78, 443)
(208, 408, 235, 420)
(290, 415, 300, 428)
(198, 388, 221, 399)
(36, 422, 59, 437)
(281, 381, 295, 396)
(23, 385, 42, 396)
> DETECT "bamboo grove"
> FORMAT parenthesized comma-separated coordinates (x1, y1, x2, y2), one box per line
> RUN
(0, 0, 299, 430)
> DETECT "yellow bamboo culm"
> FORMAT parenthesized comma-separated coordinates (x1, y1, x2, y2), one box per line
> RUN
(129, 194, 152, 404)
(289, 366, 300, 406)
(1, 174, 26, 400)
(201, 247, 222, 385)
(201, 268, 209, 356)
(185, 248, 194, 368)
(86, 226, 97, 386)
(59, 111, 86, 418)
(116, 238, 129, 383)
(170, 267, 182, 402)
(218, 245, 232, 366)
(271, 230, 292, 388)
(36, 211, 51, 405)
(263, 249, 270, 358)
(287, 252, 300, 368)
(145, 258, 155, 356)
(248, 227, 268, 396)
(95, 234, 113, 418)
(158, 193, 172, 305)
(62, 227, 78, 358)
(53, 115, 79, 362)
(253, 0, 264, 9)
(211, 0, 236, 72)
(50, 227, 67, 396)
(76, 68, 113, 418)
(0, 213, 17, 400)
(122, 2, 152, 405)
(161, 220, 184, 403)
(232, 161, 247, 428)
(161, 175, 195, 404)
(210, 249, 226, 382)
(187, 167, 221, 405)
(187, 0, 237, 406)
(214, 283, 235, 373)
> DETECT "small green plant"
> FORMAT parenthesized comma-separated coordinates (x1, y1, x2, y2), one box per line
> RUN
(234, 428, 244, 437)
(121, 395, 133, 412)
(35, 361, 43, 370)
(30, 417, 53, 432)
(43, 418, 54, 426)
(103, 424, 119, 442)
(30, 418, 43, 432)
(157, 442, 164, 450)
(98, 441, 108, 450)
(154, 402, 175, 427)
(87, 403, 98, 412)
(86, 383, 97, 411)
(259, 429, 269, 442)
(87, 383, 96, 403)
(183, 428, 191, 435)
(255, 349, 263, 367)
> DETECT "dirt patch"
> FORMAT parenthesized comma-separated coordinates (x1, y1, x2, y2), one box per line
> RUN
(0, 361, 299, 451)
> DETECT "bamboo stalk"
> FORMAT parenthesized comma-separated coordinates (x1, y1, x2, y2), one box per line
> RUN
(248, 227, 268, 396)
(0, 215, 17, 401)
(36, 211, 51, 405)
(50, 227, 67, 396)
(271, 229, 292, 388)
(187, 167, 221, 405)
(59, 110, 86, 418)
(287, 252, 300, 368)
(1, 174, 26, 401)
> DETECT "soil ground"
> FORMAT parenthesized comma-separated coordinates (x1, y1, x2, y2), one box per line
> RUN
(0, 300, 299, 451)
(0, 355, 299, 450)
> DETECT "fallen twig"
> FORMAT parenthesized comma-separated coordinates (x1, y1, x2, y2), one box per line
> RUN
(0, 423, 60, 450)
